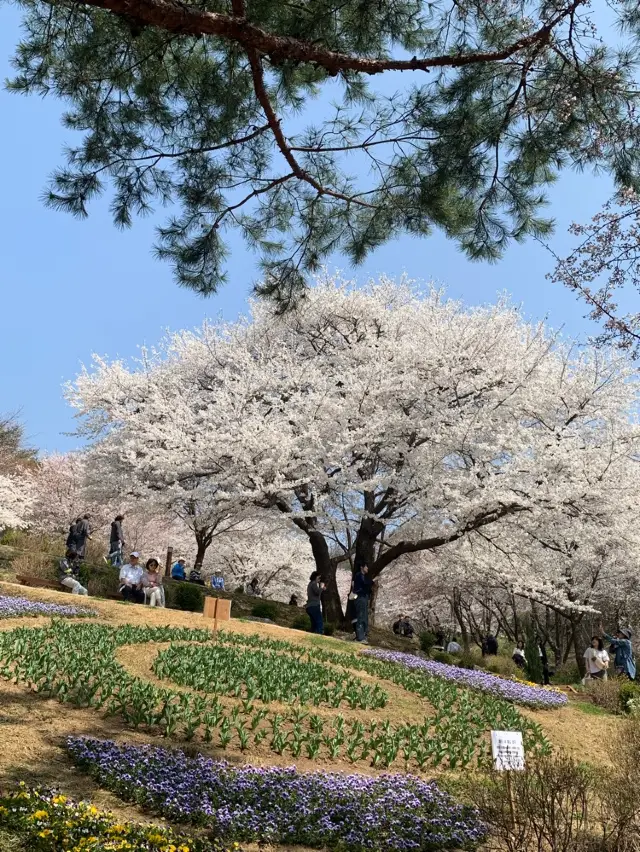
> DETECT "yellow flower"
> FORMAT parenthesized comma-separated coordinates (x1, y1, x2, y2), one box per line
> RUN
(53, 794, 68, 805)
(0, 806, 9, 816)
(147, 833, 166, 844)
(30, 809, 49, 820)
(38, 829, 53, 838)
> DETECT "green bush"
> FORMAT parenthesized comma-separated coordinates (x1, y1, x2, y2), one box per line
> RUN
(292, 614, 312, 632)
(234, 586, 244, 594)
(324, 622, 336, 636)
(251, 601, 278, 621)
(419, 631, 436, 654)
(618, 681, 640, 714)
(174, 583, 204, 613)
(432, 651, 455, 665)
(457, 653, 476, 670)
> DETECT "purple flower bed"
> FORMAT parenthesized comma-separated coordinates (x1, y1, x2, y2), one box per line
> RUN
(363, 649, 567, 709)
(0, 595, 96, 619)
(67, 737, 486, 851)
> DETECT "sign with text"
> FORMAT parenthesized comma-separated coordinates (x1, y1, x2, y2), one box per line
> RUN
(490, 730, 525, 771)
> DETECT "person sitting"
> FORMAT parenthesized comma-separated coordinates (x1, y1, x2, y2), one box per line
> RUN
(447, 635, 462, 654)
(119, 552, 145, 603)
(142, 558, 165, 607)
(171, 558, 187, 581)
(211, 575, 225, 591)
(58, 549, 89, 596)
(246, 577, 262, 597)
(189, 566, 205, 585)
(512, 640, 527, 669)
(289, 594, 299, 607)
(393, 614, 415, 638)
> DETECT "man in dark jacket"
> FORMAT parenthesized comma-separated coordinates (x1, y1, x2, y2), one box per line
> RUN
(75, 514, 92, 558)
(353, 561, 374, 643)
(109, 515, 125, 566)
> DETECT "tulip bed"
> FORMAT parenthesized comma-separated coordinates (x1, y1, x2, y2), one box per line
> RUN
(153, 642, 387, 709)
(0, 621, 551, 769)
(67, 737, 487, 851)
(0, 594, 96, 620)
(0, 785, 225, 851)
(362, 649, 568, 709)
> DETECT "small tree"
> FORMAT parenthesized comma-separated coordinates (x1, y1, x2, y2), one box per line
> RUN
(523, 620, 544, 685)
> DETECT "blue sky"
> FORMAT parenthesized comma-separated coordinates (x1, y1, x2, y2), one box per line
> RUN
(0, 6, 620, 454)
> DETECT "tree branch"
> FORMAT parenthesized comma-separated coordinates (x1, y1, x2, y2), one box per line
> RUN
(72, 0, 584, 77)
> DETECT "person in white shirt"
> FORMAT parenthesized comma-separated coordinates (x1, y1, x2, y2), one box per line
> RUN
(447, 636, 462, 654)
(119, 552, 144, 603)
(584, 635, 610, 681)
(512, 640, 527, 670)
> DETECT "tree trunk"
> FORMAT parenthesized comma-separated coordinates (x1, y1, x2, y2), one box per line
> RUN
(305, 530, 344, 623)
(369, 579, 380, 628)
(194, 528, 213, 568)
(571, 614, 586, 676)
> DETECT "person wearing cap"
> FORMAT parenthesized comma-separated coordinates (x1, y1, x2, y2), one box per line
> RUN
(600, 622, 636, 680)
(119, 552, 145, 603)
(171, 558, 187, 581)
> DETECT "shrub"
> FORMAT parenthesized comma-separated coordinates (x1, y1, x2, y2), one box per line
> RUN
(554, 662, 582, 685)
(484, 657, 522, 680)
(251, 601, 278, 621)
(585, 677, 622, 714)
(618, 681, 640, 714)
(234, 585, 244, 594)
(174, 583, 204, 612)
(432, 651, 455, 665)
(457, 653, 476, 670)
(324, 622, 336, 636)
(292, 614, 312, 632)
(419, 631, 437, 653)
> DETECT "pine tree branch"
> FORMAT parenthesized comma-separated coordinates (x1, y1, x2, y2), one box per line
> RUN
(246, 46, 375, 208)
(69, 0, 586, 77)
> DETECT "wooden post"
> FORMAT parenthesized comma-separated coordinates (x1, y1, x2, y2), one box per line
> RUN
(164, 547, 173, 578)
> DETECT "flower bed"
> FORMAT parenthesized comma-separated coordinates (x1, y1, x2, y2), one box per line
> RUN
(67, 737, 486, 851)
(153, 641, 387, 709)
(363, 649, 567, 709)
(0, 784, 227, 851)
(0, 594, 96, 619)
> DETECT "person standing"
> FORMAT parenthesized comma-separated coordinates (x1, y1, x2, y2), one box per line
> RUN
(305, 571, 325, 634)
(109, 515, 125, 566)
(58, 550, 89, 595)
(538, 637, 551, 685)
(601, 623, 636, 680)
(66, 519, 79, 551)
(75, 514, 92, 559)
(584, 636, 610, 681)
(119, 552, 144, 603)
(353, 561, 373, 643)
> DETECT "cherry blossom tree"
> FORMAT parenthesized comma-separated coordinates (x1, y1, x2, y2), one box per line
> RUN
(27, 452, 109, 536)
(68, 275, 640, 622)
(551, 189, 640, 356)
(0, 473, 34, 531)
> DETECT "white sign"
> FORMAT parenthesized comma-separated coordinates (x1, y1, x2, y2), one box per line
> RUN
(491, 730, 525, 771)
